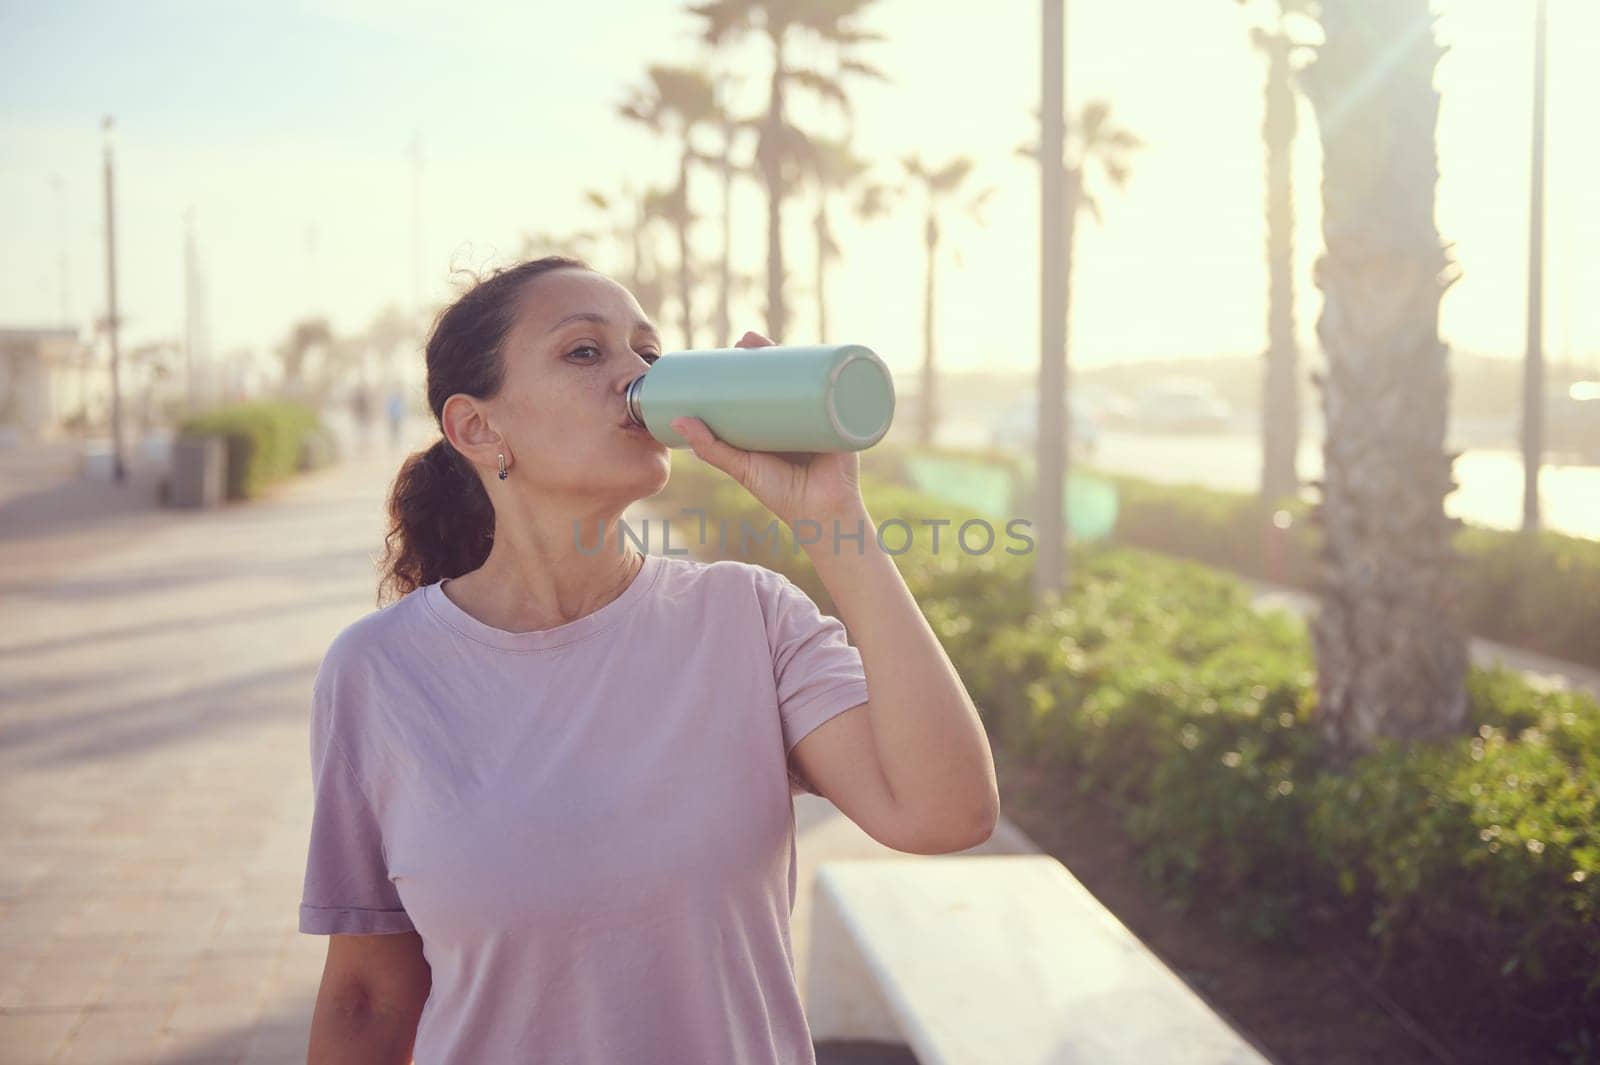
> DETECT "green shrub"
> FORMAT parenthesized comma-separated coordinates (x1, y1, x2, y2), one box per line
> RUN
(656, 453, 1600, 1055)
(176, 400, 329, 499)
(863, 441, 1600, 672)
(1454, 526, 1600, 670)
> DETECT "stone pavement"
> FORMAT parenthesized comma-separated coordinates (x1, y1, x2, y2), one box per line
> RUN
(0, 425, 1032, 1065)
(0, 423, 437, 1065)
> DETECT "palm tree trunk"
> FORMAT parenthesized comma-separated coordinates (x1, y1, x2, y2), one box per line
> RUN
(677, 148, 695, 349)
(1063, 167, 1079, 469)
(1301, 0, 1468, 760)
(920, 212, 937, 446)
(815, 200, 829, 341)
(1260, 24, 1301, 504)
(717, 126, 733, 348)
(763, 39, 788, 342)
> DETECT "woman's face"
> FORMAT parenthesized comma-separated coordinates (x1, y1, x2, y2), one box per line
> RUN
(475, 267, 671, 506)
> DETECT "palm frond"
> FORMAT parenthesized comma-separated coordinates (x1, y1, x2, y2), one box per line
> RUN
(651, 65, 719, 125)
(837, 57, 890, 82)
(686, 0, 756, 46)
(1077, 187, 1103, 225)
(786, 67, 851, 112)
(930, 156, 975, 194)
(854, 182, 894, 220)
(967, 185, 997, 221)
(1077, 98, 1112, 145)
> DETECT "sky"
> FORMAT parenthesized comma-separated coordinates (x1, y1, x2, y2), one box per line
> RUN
(2, 0, 1597, 386)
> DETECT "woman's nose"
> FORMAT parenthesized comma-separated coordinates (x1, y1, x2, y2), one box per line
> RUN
(616, 353, 652, 388)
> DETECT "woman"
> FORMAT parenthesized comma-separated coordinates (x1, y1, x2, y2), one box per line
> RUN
(299, 255, 998, 1063)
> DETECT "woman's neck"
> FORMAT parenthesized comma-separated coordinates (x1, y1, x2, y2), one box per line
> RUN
(446, 532, 643, 635)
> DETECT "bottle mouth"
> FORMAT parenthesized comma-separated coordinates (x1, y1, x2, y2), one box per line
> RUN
(624, 374, 647, 427)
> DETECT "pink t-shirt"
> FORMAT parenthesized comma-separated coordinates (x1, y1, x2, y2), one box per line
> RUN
(298, 551, 870, 1064)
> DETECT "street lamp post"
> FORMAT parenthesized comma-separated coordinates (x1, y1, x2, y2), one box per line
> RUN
(1521, 0, 1548, 534)
(101, 115, 127, 483)
(1034, 0, 1069, 604)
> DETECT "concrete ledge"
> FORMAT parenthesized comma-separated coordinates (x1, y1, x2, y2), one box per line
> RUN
(805, 855, 1277, 1065)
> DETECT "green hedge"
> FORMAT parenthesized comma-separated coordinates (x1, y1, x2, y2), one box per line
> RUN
(860, 442, 1600, 672)
(176, 400, 334, 500)
(654, 450, 1600, 1060)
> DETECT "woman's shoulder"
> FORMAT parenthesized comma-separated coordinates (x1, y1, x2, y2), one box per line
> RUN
(316, 588, 427, 686)
(652, 556, 818, 633)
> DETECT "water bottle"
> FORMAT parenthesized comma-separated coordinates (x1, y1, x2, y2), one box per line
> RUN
(624, 343, 896, 452)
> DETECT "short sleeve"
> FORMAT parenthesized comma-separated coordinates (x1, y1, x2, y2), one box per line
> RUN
(299, 667, 415, 936)
(757, 567, 871, 796)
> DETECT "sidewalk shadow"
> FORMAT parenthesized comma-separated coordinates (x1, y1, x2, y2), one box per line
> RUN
(0, 588, 358, 662)
(0, 465, 167, 542)
(6, 659, 320, 769)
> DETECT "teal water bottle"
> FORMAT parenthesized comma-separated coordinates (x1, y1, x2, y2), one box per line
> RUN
(624, 343, 896, 452)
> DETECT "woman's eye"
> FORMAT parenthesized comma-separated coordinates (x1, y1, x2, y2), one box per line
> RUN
(568, 346, 658, 363)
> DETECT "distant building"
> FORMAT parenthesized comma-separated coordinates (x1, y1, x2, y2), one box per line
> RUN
(0, 326, 99, 443)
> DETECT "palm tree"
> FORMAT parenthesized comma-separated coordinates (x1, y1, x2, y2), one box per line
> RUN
(619, 66, 720, 348)
(571, 185, 670, 323)
(1018, 100, 1141, 342)
(901, 154, 995, 446)
(1020, 89, 1140, 600)
(687, 0, 888, 342)
(363, 304, 416, 396)
(276, 318, 333, 399)
(1299, 0, 1468, 759)
(801, 133, 890, 342)
(705, 68, 763, 348)
(1238, 0, 1316, 504)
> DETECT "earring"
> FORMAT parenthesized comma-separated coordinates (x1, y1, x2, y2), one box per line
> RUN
(497, 453, 508, 480)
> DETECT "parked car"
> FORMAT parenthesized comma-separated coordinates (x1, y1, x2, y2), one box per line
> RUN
(1135, 377, 1233, 432)
(988, 389, 1100, 457)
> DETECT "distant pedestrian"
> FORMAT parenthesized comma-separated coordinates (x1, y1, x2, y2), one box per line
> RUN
(386, 390, 405, 450)
(351, 385, 374, 455)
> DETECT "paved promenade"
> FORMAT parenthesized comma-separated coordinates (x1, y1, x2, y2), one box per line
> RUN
(0, 426, 1027, 1064)
(1, 427, 435, 1064)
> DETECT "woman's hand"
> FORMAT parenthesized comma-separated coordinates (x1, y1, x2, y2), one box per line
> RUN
(670, 331, 866, 530)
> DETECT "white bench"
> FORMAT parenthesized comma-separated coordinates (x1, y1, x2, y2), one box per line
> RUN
(805, 855, 1278, 1065)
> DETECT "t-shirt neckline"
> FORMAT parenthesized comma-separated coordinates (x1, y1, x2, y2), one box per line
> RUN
(422, 552, 663, 653)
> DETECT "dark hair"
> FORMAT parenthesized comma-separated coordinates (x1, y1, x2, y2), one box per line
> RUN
(377, 254, 592, 607)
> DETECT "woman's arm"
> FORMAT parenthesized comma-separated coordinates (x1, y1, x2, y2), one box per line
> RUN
(799, 501, 1000, 844)
(670, 330, 998, 845)
(307, 932, 431, 1065)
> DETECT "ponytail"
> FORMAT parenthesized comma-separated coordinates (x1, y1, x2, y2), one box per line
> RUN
(377, 437, 495, 605)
